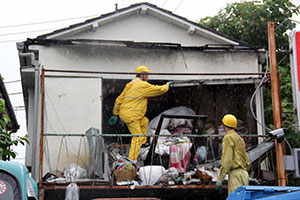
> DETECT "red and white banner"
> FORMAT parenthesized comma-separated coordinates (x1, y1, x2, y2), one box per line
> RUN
(289, 30, 300, 131)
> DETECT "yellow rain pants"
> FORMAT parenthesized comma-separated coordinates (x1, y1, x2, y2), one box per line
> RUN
(127, 117, 148, 161)
(218, 129, 250, 195)
(113, 78, 169, 161)
(228, 168, 249, 195)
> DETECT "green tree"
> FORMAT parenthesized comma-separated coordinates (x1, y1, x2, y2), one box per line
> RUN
(0, 97, 29, 160)
(200, 0, 298, 50)
(200, 0, 299, 184)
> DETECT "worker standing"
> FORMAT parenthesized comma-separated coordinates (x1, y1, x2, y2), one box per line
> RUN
(216, 114, 250, 195)
(109, 65, 171, 163)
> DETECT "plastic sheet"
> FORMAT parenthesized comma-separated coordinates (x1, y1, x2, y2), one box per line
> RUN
(63, 163, 87, 180)
(86, 127, 110, 180)
(65, 183, 79, 200)
(147, 106, 195, 138)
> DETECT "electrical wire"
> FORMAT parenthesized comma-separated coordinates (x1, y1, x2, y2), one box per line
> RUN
(161, 0, 168, 7)
(249, 52, 272, 132)
(0, 28, 55, 37)
(284, 137, 293, 153)
(8, 92, 23, 96)
(174, 0, 183, 12)
(0, 14, 99, 29)
(0, 39, 23, 43)
(4, 80, 21, 84)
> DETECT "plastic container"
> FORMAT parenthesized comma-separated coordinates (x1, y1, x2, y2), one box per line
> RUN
(227, 186, 300, 200)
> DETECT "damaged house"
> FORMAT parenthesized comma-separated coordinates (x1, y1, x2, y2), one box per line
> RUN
(16, 2, 270, 200)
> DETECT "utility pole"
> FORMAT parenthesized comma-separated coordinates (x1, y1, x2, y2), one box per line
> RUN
(268, 22, 286, 186)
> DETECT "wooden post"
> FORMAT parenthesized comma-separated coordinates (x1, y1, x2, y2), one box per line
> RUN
(38, 68, 45, 199)
(268, 22, 286, 186)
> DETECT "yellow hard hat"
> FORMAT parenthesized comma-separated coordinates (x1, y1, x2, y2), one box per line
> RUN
(222, 114, 237, 128)
(135, 65, 150, 73)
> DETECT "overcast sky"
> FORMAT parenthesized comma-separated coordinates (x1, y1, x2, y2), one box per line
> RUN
(1, 0, 299, 163)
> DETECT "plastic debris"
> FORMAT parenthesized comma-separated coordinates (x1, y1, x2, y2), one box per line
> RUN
(65, 183, 79, 200)
(63, 163, 87, 180)
(138, 166, 166, 186)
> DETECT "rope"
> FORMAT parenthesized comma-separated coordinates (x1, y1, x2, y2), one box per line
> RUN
(44, 136, 54, 173)
(56, 136, 65, 172)
(73, 136, 83, 183)
(209, 136, 216, 167)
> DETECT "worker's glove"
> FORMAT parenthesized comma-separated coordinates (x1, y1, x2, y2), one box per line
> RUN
(216, 180, 223, 190)
(108, 115, 118, 126)
(167, 81, 173, 87)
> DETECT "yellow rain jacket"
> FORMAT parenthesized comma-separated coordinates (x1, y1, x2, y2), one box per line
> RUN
(218, 129, 250, 195)
(113, 78, 169, 160)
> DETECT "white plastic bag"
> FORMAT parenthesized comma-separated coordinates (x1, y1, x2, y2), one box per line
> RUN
(138, 166, 166, 186)
(65, 183, 79, 200)
(63, 163, 87, 180)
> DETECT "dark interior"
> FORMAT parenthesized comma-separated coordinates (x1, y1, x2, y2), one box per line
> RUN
(102, 79, 258, 154)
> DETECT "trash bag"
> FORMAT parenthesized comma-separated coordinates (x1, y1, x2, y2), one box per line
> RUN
(155, 129, 171, 155)
(196, 146, 207, 164)
(65, 183, 79, 200)
(160, 167, 179, 183)
(138, 166, 166, 186)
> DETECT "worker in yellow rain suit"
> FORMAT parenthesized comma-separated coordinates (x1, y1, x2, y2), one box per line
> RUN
(216, 114, 250, 195)
(110, 65, 171, 162)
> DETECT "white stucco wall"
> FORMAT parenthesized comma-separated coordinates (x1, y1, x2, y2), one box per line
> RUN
(32, 45, 259, 81)
(43, 77, 102, 174)
(59, 14, 219, 46)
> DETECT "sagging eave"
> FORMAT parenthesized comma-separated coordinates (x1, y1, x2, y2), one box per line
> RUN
(23, 38, 265, 53)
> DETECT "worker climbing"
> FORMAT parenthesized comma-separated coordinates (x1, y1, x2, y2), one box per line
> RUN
(216, 114, 250, 195)
(109, 65, 172, 163)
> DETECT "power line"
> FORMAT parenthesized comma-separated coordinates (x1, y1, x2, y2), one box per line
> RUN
(162, 0, 168, 7)
(8, 92, 23, 96)
(13, 106, 25, 109)
(0, 14, 99, 29)
(174, 0, 184, 12)
(0, 39, 24, 43)
(0, 28, 55, 37)
(4, 80, 21, 84)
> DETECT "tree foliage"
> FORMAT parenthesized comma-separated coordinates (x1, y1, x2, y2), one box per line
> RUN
(200, 0, 299, 50)
(200, 0, 299, 184)
(200, 0, 299, 133)
(0, 97, 29, 159)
